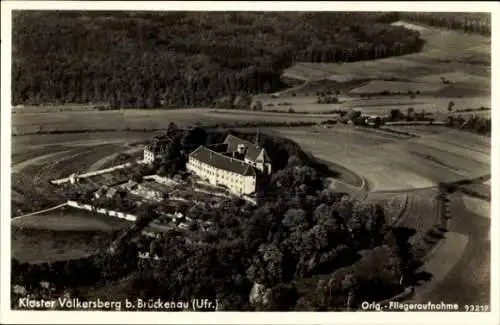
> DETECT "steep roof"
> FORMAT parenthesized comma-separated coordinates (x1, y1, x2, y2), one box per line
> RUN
(145, 138, 171, 153)
(206, 143, 229, 153)
(223, 134, 266, 162)
(190, 145, 256, 177)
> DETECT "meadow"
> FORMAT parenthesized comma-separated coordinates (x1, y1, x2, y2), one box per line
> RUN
(11, 227, 113, 264)
(11, 206, 131, 232)
(12, 108, 336, 135)
(258, 93, 490, 118)
(273, 124, 489, 192)
(410, 191, 490, 305)
(283, 21, 490, 84)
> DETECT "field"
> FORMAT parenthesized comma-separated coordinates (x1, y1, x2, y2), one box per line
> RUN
(273, 125, 489, 192)
(11, 206, 131, 232)
(9, 19, 491, 304)
(461, 195, 490, 218)
(364, 191, 409, 225)
(11, 132, 154, 216)
(409, 192, 490, 305)
(397, 188, 439, 233)
(257, 93, 490, 119)
(12, 108, 336, 135)
(349, 80, 445, 95)
(283, 21, 490, 84)
(279, 21, 490, 127)
(11, 227, 113, 264)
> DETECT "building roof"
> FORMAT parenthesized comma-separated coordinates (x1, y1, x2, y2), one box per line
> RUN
(206, 143, 229, 153)
(145, 138, 171, 153)
(190, 145, 256, 177)
(223, 134, 268, 162)
(107, 188, 118, 197)
(140, 181, 171, 195)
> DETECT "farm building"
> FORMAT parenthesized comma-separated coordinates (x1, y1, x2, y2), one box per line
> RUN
(186, 134, 272, 195)
(94, 185, 121, 199)
(364, 115, 382, 126)
(136, 181, 170, 201)
(122, 180, 139, 191)
(143, 137, 172, 164)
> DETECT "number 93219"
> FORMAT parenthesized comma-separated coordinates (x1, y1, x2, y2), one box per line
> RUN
(464, 305, 489, 312)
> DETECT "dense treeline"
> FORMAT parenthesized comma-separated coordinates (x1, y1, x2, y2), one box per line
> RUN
(12, 11, 423, 107)
(446, 115, 491, 136)
(398, 12, 491, 36)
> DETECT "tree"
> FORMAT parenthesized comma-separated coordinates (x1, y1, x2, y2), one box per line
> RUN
(447, 100, 455, 112)
(233, 93, 252, 109)
(250, 99, 263, 111)
(265, 283, 299, 311)
(406, 107, 414, 120)
(389, 108, 402, 121)
(347, 109, 361, 123)
(136, 204, 159, 228)
(167, 122, 180, 135)
(341, 272, 358, 310)
(132, 172, 143, 183)
(287, 155, 302, 168)
(12, 12, 425, 107)
(181, 126, 208, 149)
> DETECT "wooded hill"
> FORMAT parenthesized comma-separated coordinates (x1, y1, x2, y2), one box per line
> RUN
(12, 11, 424, 107)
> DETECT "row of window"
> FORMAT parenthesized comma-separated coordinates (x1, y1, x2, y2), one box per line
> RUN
(190, 163, 244, 185)
(188, 159, 258, 191)
(189, 158, 242, 179)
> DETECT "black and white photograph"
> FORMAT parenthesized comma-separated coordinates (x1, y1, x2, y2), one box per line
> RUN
(1, 1, 498, 324)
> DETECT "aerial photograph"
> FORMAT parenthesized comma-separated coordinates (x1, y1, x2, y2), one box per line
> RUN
(7, 9, 492, 314)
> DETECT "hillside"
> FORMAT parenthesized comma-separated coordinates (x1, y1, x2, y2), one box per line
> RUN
(12, 11, 424, 107)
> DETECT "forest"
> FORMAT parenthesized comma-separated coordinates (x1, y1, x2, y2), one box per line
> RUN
(12, 11, 424, 107)
(398, 12, 491, 36)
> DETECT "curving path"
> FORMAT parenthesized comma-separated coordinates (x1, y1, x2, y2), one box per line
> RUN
(11, 203, 68, 221)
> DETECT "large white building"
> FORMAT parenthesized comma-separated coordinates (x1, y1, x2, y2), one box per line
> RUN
(186, 135, 272, 195)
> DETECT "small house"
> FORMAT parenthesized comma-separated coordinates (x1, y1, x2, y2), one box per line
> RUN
(106, 187, 118, 199)
(94, 185, 109, 199)
(123, 180, 138, 191)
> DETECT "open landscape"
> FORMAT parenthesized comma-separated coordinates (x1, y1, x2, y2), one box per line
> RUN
(7, 10, 491, 315)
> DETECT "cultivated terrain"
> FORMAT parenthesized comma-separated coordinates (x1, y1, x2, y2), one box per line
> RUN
(10, 12, 491, 310)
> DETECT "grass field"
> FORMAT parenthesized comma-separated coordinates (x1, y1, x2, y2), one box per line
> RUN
(462, 195, 490, 218)
(11, 206, 131, 231)
(280, 20, 490, 127)
(257, 92, 490, 119)
(398, 188, 439, 233)
(409, 191, 490, 305)
(283, 21, 490, 83)
(273, 124, 489, 192)
(12, 108, 336, 135)
(11, 135, 142, 215)
(12, 131, 154, 149)
(11, 227, 113, 264)
(349, 80, 445, 95)
(364, 191, 409, 225)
